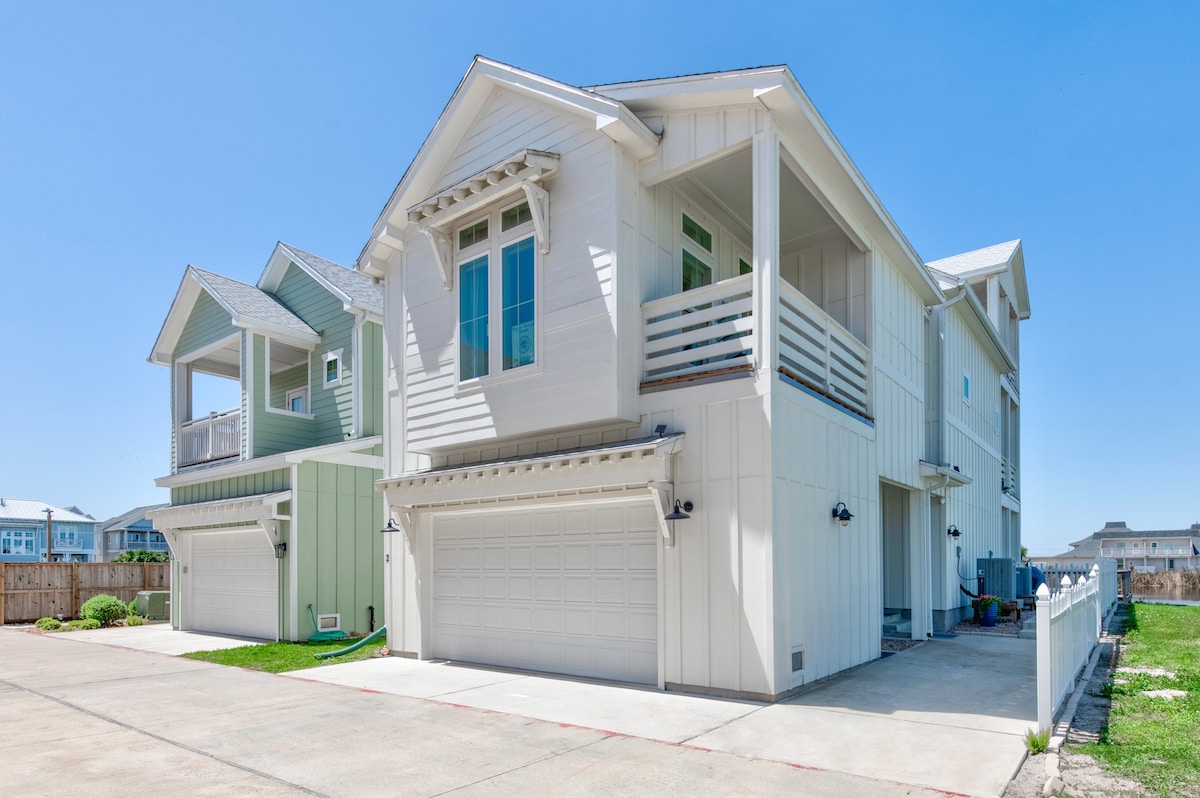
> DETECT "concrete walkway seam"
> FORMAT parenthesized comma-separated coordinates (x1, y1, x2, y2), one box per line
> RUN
(0, 676, 329, 798)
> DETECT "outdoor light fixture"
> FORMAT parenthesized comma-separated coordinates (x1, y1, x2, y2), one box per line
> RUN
(274, 542, 287, 558)
(947, 525, 961, 538)
(832, 502, 854, 527)
(380, 518, 400, 534)
(664, 500, 693, 521)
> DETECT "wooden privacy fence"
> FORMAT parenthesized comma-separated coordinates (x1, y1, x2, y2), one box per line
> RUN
(0, 562, 170, 623)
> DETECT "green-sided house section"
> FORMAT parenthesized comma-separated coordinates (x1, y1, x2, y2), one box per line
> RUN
(148, 242, 385, 641)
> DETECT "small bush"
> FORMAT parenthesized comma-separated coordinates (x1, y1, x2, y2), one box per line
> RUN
(34, 617, 62, 631)
(128, 599, 138, 615)
(68, 618, 100, 630)
(80, 594, 129, 627)
(125, 614, 147, 626)
(1025, 727, 1050, 755)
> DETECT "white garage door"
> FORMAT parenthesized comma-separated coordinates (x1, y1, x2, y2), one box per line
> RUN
(432, 501, 659, 684)
(190, 530, 278, 640)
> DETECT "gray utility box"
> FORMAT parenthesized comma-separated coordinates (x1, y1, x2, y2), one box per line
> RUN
(136, 590, 170, 621)
(977, 558, 1017, 601)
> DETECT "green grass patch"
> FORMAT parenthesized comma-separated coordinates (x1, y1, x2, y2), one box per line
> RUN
(182, 638, 382, 673)
(1074, 603, 1200, 797)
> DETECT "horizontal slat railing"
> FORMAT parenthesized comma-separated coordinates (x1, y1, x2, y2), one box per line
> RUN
(641, 274, 754, 385)
(178, 408, 241, 467)
(777, 280, 869, 417)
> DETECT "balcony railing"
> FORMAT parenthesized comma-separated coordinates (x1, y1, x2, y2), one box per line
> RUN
(53, 538, 84, 550)
(640, 275, 871, 418)
(777, 280, 869, 418)
(1002, 458, 1019, 499)
(179, 408, 241, 467)
(1100, 547, 1194, 559)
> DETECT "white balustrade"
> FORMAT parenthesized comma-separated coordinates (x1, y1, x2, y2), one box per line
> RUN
(777, 279, 869, 417)
(641, 274, 754, 384)
(178, 408, 241, 467)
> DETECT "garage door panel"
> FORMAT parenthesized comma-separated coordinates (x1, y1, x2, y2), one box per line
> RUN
(433, 501, 658, 685)
(190, 531, 276, 640)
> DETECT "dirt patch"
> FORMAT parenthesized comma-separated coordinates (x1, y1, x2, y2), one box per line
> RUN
(949, 617, 1023, 636)
(880, 638, 922, 653)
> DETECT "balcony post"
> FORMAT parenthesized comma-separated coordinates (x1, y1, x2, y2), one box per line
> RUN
(752, 112, 779, 375)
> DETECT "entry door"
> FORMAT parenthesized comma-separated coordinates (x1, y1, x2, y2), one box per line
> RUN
(190, 530, 278, 640)
(431, 502, 658, 684)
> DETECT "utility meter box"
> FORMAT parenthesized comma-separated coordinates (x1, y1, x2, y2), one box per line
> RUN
(136, 590, 170, 621)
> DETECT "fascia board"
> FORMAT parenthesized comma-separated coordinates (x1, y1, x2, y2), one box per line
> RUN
(755, 75, 944, 306)
(591, 66, 791, 109)
(234, 320, 320, 347)
(148, 268, 221, 365)
(954, 286, 1017, 373)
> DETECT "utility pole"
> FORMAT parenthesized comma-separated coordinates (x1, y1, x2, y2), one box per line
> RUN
(44, 508, 53, 562)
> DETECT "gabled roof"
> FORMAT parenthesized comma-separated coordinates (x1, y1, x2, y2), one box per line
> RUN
(928, 270, 1016, 374)
(191, 268, 317, 338)
(359, 56, 661, 275)
(99, 503, 170, 533)
(0, 498, 98, 525)
(927, 239, 1029, 320)
(259, 242, 382, 317)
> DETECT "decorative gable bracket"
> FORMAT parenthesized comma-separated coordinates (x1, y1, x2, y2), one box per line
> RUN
(409, 149, 559, 291)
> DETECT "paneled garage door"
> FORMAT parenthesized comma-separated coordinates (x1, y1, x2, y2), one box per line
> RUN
(190, 530, 278, 640)
(432, 502, 659, 684)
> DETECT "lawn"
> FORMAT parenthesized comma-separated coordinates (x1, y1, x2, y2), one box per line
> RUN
(1075, 602, 1200, 798)
(183, 637, 384, 673)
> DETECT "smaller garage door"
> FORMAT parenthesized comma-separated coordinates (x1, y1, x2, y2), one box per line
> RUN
(190, 530, 278, 640)
(432, 502, 659, 684)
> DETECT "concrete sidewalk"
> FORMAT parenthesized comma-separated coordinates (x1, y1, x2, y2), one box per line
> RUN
(1, 627, 955, 798)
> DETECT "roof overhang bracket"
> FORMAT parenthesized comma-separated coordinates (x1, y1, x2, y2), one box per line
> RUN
(421, 226, 454, 291)
(646, 481, 675, 548)
(521, 179, 551, 255)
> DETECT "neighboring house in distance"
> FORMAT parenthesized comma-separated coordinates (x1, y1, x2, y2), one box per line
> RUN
(99, 504, 170, 561)
(358, 58, 1030, 700)
(1040, 521, 1200, 572)
(0, 498, 100, 562)
(146, 242, 385, 641)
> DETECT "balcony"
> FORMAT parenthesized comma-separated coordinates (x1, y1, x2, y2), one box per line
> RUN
(1001, 458, 1019, 500)
(179, 408, 241, 467)
(640, 275, 870, 419)
(1101, 547, 1194, 559)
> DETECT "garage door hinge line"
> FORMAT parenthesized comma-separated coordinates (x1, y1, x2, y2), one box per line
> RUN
(0, 677, 330, 798)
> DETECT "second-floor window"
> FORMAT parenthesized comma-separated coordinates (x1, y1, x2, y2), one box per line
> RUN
(1, 529, 35, 555)
(457, 200, 537, 382)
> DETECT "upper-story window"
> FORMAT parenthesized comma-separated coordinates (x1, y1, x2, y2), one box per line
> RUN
(456, 200, 537, 382)
(323, 349, 343, 388)
(681, 212, 714, 292)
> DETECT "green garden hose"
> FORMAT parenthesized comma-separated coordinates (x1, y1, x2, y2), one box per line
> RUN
(313, 625, 387, 660)
(306, 604, 348, 643)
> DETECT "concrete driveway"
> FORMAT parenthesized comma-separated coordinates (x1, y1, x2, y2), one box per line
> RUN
(0, 626, 1034, 797)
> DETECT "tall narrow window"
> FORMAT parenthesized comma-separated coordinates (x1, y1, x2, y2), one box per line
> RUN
(459, 255, 490, 380)
(502, 237, 536, 370)
(681, 212, 714, 291)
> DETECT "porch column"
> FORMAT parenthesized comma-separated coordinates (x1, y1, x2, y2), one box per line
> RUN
(908, 489, 932, 639)
(752, 112, 780, 375)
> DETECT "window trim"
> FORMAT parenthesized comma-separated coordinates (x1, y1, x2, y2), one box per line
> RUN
(453, 198, 542, 390)
(285, 386, 308, 414)
(322, 348, 344, 389)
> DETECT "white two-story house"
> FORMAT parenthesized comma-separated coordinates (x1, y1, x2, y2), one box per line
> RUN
(359, 58, 1030, 700)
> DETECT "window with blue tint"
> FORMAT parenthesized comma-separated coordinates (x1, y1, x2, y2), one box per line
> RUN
(502, 237, 535, 370)
(963, 374, 970, 401)
(459, 255, 490, 379)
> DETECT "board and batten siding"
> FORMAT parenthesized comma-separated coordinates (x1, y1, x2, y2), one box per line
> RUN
(871, 253, 926, 487)
(272, 262, 356, 445)
(294, 461, 383, 638)
(251, 334, 315, 456)
(773, 386, 879, 689)
(402, 87, 627, 453)
(170, 468, 290, 505)
(642, 105, 757, 185)
(781, 236, 869, 344)
(361, 321, 383, 437)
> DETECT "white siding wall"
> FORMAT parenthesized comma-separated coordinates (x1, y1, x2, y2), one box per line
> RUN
(872, 254, 926, 488)
(781, 238, 868, 343)
(399, 88, 633, 453)
(647, 107, 756, 183)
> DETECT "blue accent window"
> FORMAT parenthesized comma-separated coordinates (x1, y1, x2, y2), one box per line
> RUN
(501, 237, 535, 370)
(459, 255, 490, 380)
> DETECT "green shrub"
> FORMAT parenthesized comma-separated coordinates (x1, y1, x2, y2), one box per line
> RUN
(80, 594, 129, 627)
(34, 617, 62, 631)
(68, 618, 100, 630)
(125, 614, 146, 626)
(128, 598, 138, 615)
(1025, 727, 1050, 755)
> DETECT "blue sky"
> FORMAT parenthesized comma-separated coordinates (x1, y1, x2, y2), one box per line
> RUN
(2, 3, 1196, 555)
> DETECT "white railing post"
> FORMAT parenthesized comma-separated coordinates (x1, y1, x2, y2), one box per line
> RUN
(1036, 582, 1052, 730)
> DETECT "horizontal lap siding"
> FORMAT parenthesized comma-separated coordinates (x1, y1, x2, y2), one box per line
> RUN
(251, 334, 314, 456)
(403, 88, 622, 452)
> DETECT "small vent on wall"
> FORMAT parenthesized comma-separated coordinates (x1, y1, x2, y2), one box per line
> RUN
(317, 613, 341, 631)
(791, 649, 804, 672)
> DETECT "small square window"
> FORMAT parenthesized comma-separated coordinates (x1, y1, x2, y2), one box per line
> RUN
(681, 213, 713, 252)
(286, 387, 307, 413)
(322, 349, 343, 388)
(458, 219, 489, 250)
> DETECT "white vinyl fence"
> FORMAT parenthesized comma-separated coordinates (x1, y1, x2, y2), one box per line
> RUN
(1036, 559, 1118, 730)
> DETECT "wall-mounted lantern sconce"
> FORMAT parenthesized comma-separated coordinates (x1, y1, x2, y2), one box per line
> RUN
(664, 500, 693, 521)
(947, 525, 961, 538)
(274, 542, 287, 559)
(380, 518, 400, 534)
(832, 502, 854, 527)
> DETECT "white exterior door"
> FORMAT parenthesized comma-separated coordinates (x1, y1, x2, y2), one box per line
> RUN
(189, 530, 278, 640)
(431, 501, 659, 684)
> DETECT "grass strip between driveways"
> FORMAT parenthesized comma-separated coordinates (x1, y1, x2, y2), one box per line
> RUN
(183, 638, 383, 673)
(1074, 602, 1200, 798)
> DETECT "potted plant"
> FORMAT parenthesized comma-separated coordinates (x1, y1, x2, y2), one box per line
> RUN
(976, 594, 1001, 627)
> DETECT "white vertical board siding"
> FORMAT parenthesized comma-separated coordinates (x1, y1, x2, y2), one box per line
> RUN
(940, 306, 1005, 611)
(781, 238, 868, 343)
(773, 389, 878, 687)
(648, 107, 756, 183)
(644, 389, 774, 697)
(401, 88, 631, 452)
(872, 254, 926, 487)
